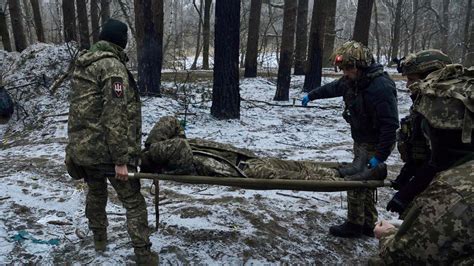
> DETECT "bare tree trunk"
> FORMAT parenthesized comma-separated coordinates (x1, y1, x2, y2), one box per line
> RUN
(117, 0, 136, 39)
(0, 7, 12, 51)
(76, 0, 89, 49)
(322, 0, 337, 67)
(410, 0, 419, 52)
(373, 0, 380, 62)
(90, 0, 99, 43)
(440, 0, 450, 53)
(462, 0, 472, 64)
(303, 0, 329, 92)
(293, 0, 308, 75)
(274, 0, 297, 101)
(467, 2, 474, 66)
(390, 0, 403, 61)
(22, 0, 34, 44)
(30, 0, 45, 42)
(352, 0, 374, 45)
(244, 0, 262, 77)
(202, 0, 212, 69)
(9, 0, 27, 51)
(134, 0, 163, 95)
(100, 0, 110, 24)
(191, 0, 203, 70)
(62, 0, 76, 42)
(211, 0, 240, 119)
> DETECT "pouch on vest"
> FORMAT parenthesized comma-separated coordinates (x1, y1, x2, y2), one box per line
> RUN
(65, 154, 87, 180)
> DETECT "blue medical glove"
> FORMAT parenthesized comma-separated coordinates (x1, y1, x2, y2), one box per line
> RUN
(302, 95, 310, 106)
(368, 156, 382, 169)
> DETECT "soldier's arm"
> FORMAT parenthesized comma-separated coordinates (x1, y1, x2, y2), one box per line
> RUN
(307, 78, 345, 100)
(99, 60, 130, 167)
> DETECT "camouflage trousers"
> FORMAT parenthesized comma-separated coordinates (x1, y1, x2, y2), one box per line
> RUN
(82, 164, 151, 249)
(347, 143, 378, 226)
(243, 158, 340, 180)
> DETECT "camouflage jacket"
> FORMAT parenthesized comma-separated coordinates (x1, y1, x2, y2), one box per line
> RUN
(67, 41, 141, 166)
(379, 159, 474, 264)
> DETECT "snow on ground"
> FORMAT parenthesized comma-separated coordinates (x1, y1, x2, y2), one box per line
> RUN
(0, 44, 410, 264)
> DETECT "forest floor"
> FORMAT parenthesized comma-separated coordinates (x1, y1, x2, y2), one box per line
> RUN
(0, 43, 410, 264)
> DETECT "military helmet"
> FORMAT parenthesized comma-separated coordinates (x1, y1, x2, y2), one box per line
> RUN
(331, 41, 374, 69)
(398, 49, 452, 76)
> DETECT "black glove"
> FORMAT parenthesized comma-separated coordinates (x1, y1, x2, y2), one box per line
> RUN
(386, 193, 407, 214)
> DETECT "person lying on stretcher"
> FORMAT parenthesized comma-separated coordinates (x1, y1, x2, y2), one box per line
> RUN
(140, 116, 387, 181)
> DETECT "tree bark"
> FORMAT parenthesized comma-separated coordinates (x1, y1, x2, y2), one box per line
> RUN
(191, 0, 203, 70)
(29, 0, 45, 42)
(202, 0, 212, 69)
(293, 0, 308, 75)
(390, 0, 403, 61)
(322, 0, 337, 67)
(303, 0, 328, 92)
(8, 0, 27, 51)
(462, 0, 472, 64)
(440, 0, 450, 53)
(410, 0, 419, 53)
(117, 0, 137, 39)
(211, 0, 240, 119)
(22, 0, 34, 44)
(134, 0, 163, 95)
(467, 1, 474, 66)
(90, 0, 100, 43)
(243, 0, 262, 77)
(0, 7, 12, 51)
(100, 0, 110, 24)
(373, 0, 381, 63)
(274, 0, 297, 101)
(76, 0, 90, 49)
(62, 0, 76, 42)
(352, 0, 374, 45)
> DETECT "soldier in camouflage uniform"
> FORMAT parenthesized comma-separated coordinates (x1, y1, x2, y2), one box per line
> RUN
(141, 116, 341, 181)
(301, 41, 399, 238)
(66, 19, 157, 265)
(387, 50, 452, 216)
(372, 63, 474, 263)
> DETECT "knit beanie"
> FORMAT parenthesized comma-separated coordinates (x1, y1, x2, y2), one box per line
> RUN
(99, 19, 128, 49)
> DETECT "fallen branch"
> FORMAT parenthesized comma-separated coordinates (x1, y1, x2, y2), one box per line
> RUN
(47, 220, 73, 226)
(276, 192, 309, 200)
(241, 97, 339, 110)
(0, 196, 11, 201)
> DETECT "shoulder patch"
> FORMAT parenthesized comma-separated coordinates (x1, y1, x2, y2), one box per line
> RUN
(111, 77, 125, 98)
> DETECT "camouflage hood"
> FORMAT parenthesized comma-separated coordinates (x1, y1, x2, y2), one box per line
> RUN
(75, 41, 128, 68)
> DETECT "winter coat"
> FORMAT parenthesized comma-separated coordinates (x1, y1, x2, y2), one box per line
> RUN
(307, 64, 399, 161)
(67, 41, 141, 166)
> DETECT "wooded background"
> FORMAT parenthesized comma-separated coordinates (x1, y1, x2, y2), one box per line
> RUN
(0, 0, 473, 118)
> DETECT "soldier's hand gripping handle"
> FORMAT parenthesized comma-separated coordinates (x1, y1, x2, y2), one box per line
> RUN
(115, 164, 129, 181)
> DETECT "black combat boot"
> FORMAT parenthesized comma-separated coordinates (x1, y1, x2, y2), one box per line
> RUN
(344, 163, 388, 181)
(337, 146, 369, 177)
(329, 221, 363, 238)
(135, 247, 159, 265)
(362, 223, 375, 237)
(93, 231, 107, 252)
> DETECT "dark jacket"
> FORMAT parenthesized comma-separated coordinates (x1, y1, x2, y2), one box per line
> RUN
(307, 64, 399, 161)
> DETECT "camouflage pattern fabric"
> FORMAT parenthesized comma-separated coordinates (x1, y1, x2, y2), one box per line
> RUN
(347, 143, 378, 226)
(398, 49, 451, 76)
(243, 158, 339, 180)
(330, 41, 374, 68)
(83, 165, 151, 250)
(67, 40, 142, 166)
(143, 116, 341, 180)
(378, 159, 474, 264)
(411, 64, 474, 143)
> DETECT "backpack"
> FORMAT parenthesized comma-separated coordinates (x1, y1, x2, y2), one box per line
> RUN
(0, 86, 14, 123)
(411, 64, 474, 144)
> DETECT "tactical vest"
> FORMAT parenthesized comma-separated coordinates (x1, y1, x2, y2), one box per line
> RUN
(411, 64, 474, 144)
